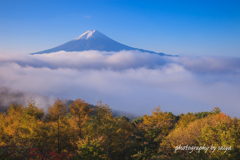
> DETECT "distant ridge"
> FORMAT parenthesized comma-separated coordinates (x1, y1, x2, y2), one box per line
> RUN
(30, 30, 173, 56)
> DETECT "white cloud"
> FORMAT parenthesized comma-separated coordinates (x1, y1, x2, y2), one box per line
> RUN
(29, 50, 167, 70)
(0, 51, 240, 117)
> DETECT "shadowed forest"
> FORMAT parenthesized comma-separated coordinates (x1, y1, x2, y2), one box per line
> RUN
(0, 98, 239, 160)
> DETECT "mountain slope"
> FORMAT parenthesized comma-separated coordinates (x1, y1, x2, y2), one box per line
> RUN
(30, 30, 167, 56)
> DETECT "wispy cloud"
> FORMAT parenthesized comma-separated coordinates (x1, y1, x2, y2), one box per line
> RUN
(174, 56, 240, 74)
(84, 15, 91, 18)
(0, 86, 55, 112)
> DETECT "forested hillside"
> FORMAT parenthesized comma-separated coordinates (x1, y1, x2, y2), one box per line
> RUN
(0, 98, 239, 159)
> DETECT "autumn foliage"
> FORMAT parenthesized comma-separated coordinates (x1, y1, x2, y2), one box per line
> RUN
(0, 98, 239, 160)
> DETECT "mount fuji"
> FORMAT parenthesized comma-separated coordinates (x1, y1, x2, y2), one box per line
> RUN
(30, 30, 169, 56)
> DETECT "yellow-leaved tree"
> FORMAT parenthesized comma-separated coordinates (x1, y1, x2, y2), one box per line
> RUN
(46, 99, 70, 153)
(0, 100, 46, 147)
(160, 112, 240, 160)
(132, 106, 175, 159)
(68, 98, 93, 139)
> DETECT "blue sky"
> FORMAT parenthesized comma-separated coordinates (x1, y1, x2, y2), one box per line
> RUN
(0, 0, 239, 56)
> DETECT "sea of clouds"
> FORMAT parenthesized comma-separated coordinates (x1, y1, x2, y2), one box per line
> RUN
(0, 50, 239, 117)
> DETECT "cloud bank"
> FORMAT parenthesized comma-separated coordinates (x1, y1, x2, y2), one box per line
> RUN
(0, 50, 239, 117)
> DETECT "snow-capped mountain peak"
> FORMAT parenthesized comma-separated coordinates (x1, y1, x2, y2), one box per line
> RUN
(30, 30, 170, 56)
(74, 30, 96, 40)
